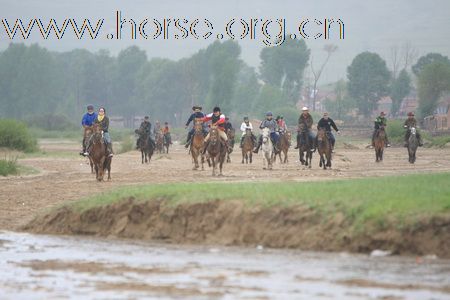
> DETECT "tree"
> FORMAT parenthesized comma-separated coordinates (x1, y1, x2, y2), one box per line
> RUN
(347, 52, 391, 117)
(389, 42, 418, 79)
(390, 69, 411, 116)
(412, 53, 450, 76)
(259, 38, 310, 105)
(310, 44, 338, 111)
(417, 62, 450, 118)
(323, 79, 356, 120)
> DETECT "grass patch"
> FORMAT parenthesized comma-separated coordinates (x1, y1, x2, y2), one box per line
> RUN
(69, 172, 450, 229)
(0, 156, 18, 176)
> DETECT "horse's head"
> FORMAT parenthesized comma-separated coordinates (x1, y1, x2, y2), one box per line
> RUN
(245, 128, 252, 135)
(298, 123, 306, 134)
(262, 127, 270, 144)
(209, 127, 219, 145)
(194, 118, 203, 133)
(317, 128, 326, 142)
(92, 124, 103, 144)
(286, 130, 292, 140)
(409, 126, 416, 135)
(227, 128, 235, 139)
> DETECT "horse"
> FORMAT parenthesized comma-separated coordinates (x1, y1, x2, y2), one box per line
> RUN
(316, 128, 332, 169)
(190, 118, 205, 170)
(241, 128, 254, 164)
(205, 126, 227, 176)
(407, 126, 418, 164)
(261, 127, 273, 170)
(276, 130, 291, 164)
(374, 126, 386, 162)
(135, 129, 154, 164)
(83, 126, 94, 173)
(155, 132, 164, 154)
(163, 132, 171, 154)
(226, 128, 235, 163)
(89, 124, 111, 181)
(297, 124, 313, 168)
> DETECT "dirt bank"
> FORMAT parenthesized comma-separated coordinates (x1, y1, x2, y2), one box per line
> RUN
(23, 198, 450, 258)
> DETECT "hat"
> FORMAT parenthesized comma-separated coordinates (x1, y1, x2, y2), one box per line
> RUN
(87, 105, 94, 110)
(380, 111, 386, 116)
(243, 116, 249, 120)
(213, 106, 221, 112)
(407, 112, 415, 116)
(266, 111, 273, 116)
(323, 112, 329, 116)
(302, 107, 309, 111)
(144, 116, 149, 119)
(192, 105, 202, 111)
(164, 121, 168, 124)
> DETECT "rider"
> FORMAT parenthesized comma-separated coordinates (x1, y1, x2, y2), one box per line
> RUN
(295, 107, 315, 151)
(224, 117, 233, 134)
(85, 107, 113, 157)
(276, 115, 287, 133)
(136, 116, 156, 149)
(154, 121, 161, 135)
(317, 112, 340, 152)
(163, 121, 172, 144)
(184, 105, 207, 148)
(404, 112, 423, 147)
(201, 106, 229, 154)
(371, 111, 390, 148)
(253, 111, 279, 153)
(239, 116, 257, 148)
(80, 104, 97, 155)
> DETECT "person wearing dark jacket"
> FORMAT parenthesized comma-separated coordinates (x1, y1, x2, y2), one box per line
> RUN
(84, 107, 113, 157)
(136, 116, 156, 149)
(403, 112, 423, 147)
(80, 104, 97, 155)
(317, 112, 340, 151)
(295, 107, 315, 151)
(184, 105, 207, 148)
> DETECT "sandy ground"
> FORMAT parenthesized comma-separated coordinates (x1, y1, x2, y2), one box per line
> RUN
(1, 139, 450, 231)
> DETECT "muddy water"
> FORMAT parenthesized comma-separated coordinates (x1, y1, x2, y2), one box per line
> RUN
(0, 231, 449, 300)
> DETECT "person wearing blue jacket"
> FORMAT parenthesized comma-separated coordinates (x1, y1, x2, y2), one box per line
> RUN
(80, 105, 97, 155)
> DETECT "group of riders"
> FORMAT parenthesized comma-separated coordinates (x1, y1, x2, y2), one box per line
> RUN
(79, 104, 423, 158)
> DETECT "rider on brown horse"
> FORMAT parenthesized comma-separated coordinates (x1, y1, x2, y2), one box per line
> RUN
(84, 107, 113, 157)
(80, 104, 97, 155)
(371, 111, 390, 148)
(316, 112, 340, 152)
(253, 112, 280, 153)
(136, 116, 156, 149)
(163, 122, 172, 145)
(201, 106, 229, 154)
(295, 107, 315, 151)
(184, 105, 207, 148)
(239, 116, 257, 148)
(404, 112, 423, 147)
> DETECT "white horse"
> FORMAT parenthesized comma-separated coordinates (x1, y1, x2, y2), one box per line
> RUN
(261, 127, 273, 170)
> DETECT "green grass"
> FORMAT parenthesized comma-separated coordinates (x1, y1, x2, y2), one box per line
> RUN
(69, 173, 450, 229)
(0, 119, 37, 152)
(0, 157, 19, 176)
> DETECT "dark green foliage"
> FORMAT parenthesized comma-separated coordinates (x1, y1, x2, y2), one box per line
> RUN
(0, 119, 37, 152)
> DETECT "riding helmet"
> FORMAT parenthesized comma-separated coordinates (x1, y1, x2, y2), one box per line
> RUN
(266, 111, 273, 116)
(213, 106, 221, 112)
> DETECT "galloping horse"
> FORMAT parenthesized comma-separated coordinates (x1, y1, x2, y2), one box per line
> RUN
(205, 126, 227, 176)
(89, 124, 111, 181)
(297, 124, 313, 168)
(155, 132, 164, 154)
(83, 126, 94, 173)
(226, 128, 235, 163)
(374, 126, 386, 162)
(316, 128, 332, 169)
(191, 118, 205, 170)
(261, 127, 273, 170)
(135, 128, 154, 164)
(241, 128, 254, 164)
(163, 132, 171, 154)
(276, 131, 291, 164)
(407, 126, 418, 164)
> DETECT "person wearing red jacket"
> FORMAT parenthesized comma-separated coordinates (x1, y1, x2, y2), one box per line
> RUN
(201, 106, 228, 153)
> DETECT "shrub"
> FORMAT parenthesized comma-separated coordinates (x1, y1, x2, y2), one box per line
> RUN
(0, 156, 18, 176)
(0, 119, 37, 152)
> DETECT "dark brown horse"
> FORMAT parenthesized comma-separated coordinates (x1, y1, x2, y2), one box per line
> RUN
(374, 126, 386, 162)
(206, 126, 227, 176)
(226, 128, 235, 163)
(191, 118, 205, 170)
(155, 131, 164, 154)
(83, 126, 94, 173)
(163, 132, 171, 154)
(317, 128, 332, 169)
(297, 124, 313, 168)
(276, 131, 291, 164)
(135, 129, 154, 164)
(89, 124, 111, 181)
(241, 128, 254, 164)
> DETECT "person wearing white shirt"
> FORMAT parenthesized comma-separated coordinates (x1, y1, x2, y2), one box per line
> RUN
(239, 116, 257, 148)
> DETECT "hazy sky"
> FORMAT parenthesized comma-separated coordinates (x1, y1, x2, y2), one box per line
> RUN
(2, 0, 450, 84)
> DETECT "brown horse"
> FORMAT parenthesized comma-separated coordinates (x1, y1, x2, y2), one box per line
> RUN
(83, 126, 94, 173)
(374, 126, 386, 162)
(297, 124, 313, 168)
(89, 124, 111, 181)
(206, 126, 227, 176)
(317, 128, 332, 169)
(276, 131, 291, 164)
(135, 129, 154, 164)
(241, 128, 254, 164)
(190, 118, 205, 170)
(155, 131, 164, 154)
(226, 128, 235, 163)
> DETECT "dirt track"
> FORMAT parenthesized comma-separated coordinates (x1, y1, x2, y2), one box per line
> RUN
(1, 139, 450, 231)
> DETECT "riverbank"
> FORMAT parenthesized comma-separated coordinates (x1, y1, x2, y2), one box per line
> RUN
(23, 173, 450, 258)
